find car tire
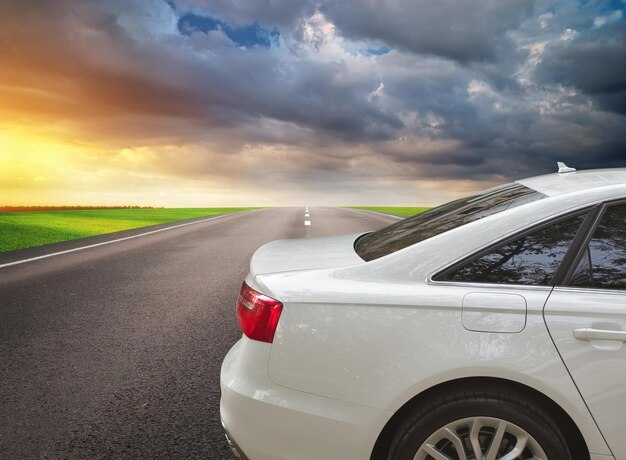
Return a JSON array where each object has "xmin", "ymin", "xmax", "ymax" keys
[{"xmin": 387, "ymin": 384, "xmax": 573, "ymax": 460}]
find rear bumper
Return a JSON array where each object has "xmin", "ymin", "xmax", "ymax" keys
[
  {"xmin": 221, "ymin": 418, "xmax": 249, "ymax": 460},
  {"xmin": 220, "ymin": 337, "xmax": 391, "ymax": 460}
]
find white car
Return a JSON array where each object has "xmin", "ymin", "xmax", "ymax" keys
[{"xmin": 220, "ymin": 166, "xmax": 626, "ymax": 460}]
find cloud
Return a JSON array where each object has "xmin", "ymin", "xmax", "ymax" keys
[
  {"xmin": 593, "ymin": 10, "xmax": 623, "ymax": 28},
  {"xmin": 0, "ymin": 0, "xmax": 625, "ymax": 206},
  {"xmin": 536, "ymin": 21, "xmax": 626, "ymax": 114},
  {"xmin": 319, "ymin": 0, "xmax": 536, "ymax": 63},
  {"xmin": 107, "ymin": 0, "xmax": 180, "ymax": 41}
]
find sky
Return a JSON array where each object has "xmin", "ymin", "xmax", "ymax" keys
[{"xmin": 0, "ymin": 0, "xmax": 625, "ymax": 207}]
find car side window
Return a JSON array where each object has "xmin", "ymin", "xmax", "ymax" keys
[
  {"xmin": 569, "ymin": 204, "xmax": 626, "ymax": 290},
  {"xmin": 440, "ymin": 213, "xmax": 586, "ymax": 286}
]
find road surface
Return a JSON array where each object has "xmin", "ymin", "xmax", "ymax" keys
[{"xmin": 0, "ymin": 207, "xmax": 399, "ymax": 459}]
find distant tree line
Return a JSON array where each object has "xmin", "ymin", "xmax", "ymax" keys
[{"xmin": 0, "ymin": 206, "xmax": 162, "ymax": 212}]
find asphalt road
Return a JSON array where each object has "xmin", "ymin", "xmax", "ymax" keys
[{"xmin": 0, "ymin": 207, "xmax": 399, "ymax": 459}]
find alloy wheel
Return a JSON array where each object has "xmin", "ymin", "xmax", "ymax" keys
[{"xmin": 414, "ymin": 416, "xmax": 548, "ymax": 460}]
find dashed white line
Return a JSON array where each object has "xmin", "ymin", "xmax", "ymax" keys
[
  {"xmin": 304, "ymin": 220, "xmax": 311, "ymax": 226},
  {"xmin": 0, "ymin": 212, "xmax": 242, "ymax": 270}
]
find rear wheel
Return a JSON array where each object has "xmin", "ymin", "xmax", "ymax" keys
[
  {"xmin": 413, "ymin": 416, "xmax": 546, "ymax": 459},
  {"xmin": 387, "ymin": 386, "xmax": 573, "ymax": 460}
]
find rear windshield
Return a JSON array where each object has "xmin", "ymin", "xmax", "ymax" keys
[{"xmin": 354, "ymin": 183, "xmax": 545, "ymax": 261}]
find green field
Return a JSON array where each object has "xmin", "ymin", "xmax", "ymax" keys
[
  {"xmin": 0, "ymin": 208, "xmax": 258, "ymax": 253},
  {"xmin": 349, "ymin": 206, "xmax": 431, "ymax": 217}
]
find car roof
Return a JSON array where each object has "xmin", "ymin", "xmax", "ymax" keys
[{"xmin": 516, "ymin": 167, "xmax": 626, "ymax": 197}]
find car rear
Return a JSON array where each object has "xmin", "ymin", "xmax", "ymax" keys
[
  {"xmin": 220, "ymin": 341, "xmax": 390, "ymax": 460},
  {"xmin": 220, "ymin": 234, "xmax": 390, "ymax": 460}
]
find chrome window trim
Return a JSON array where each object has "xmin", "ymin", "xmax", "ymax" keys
[
  {"xmin": 426, "ymin": 277, "xmax": 553, "ymax": 292},
  {"xmin": 552, "ymin": 286, "xmax": 626, "ymax": 295}
]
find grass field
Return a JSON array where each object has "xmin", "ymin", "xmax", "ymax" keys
[
  {"xmin": 0, "ymin": 208, "xmax": 258, "ymax": 253},
  {"xmin": 349, "ymin": 207, "xmax": 431, "ymax": 217}
]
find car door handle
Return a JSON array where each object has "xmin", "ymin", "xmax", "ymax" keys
[{"xmin": 573, "ymin": 328, "xmax": 626, "ymax": 342}]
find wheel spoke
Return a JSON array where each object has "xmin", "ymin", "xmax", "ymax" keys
[
  {"xmin": 443, "ymin": 427, "xmax": 468, "ymax": 460},
  {"xmin": 469, "ymin": 418, "xmax": 483, "ymax": 460},
  {"xmin": 499, "ymin": 433, "xmax": 528, "ymax": 460},
  {"xmin": 421, "ymin": 443, "xmax": 453, "ymax": 460},
  {"xmin": 485, "ymin": 420, "xmax": 507, "ymax": 460}
]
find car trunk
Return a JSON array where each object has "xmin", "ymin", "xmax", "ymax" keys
[{"xmin": 249, "ymin": 233, "xmax": 366, "ymax": 276}]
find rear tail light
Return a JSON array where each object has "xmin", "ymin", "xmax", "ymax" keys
[{"xmin": 236, "ymin": 282, "xmax": 283, "ymax": 343}]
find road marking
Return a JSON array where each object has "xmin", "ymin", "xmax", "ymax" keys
[
  {"xmin": 304, "ymin": 220, "xmax": 311, "ymax": 226},
  {"xmin": 305, "ymin": 213, "xmax": 309, "ymax": 217},
  {"xmin": 0, "ymin": 212, "xmax": 240, "ymax": 270},
  {"xmin": 351, "ymin": 208, "xmax": 403, "ymax": 220}
]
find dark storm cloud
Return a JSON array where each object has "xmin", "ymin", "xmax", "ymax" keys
[
  {"xmin": 536, "ymin": 22, "xmax": 626, "ymax": 114},
  {"xmin": 319, "ymin": 0, "xmax": 536, "ymax": 63}
]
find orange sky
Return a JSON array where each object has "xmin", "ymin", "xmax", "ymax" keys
[{"xmin": 0, "ymin": 125, "xmax": 482, "ymax": 206}]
